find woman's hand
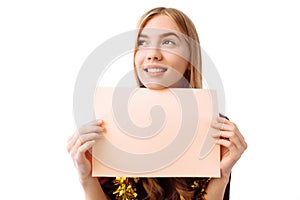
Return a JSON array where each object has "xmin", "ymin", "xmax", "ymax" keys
[
  {"xmin": 67, "ymin": 120, "xmax": 105, "ymax": 182},
  {"xmin": 211, "ymin": 117, "xmax": 247, "ymax": 179}
]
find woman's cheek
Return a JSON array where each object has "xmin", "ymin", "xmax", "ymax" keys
[{"xmin": 134, "ymin": 51, "xmax": 144, "ymax": 66}]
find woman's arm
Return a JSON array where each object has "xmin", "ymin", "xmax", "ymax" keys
[
  {"xmin": 81, "ymin": 177, "xmax": 109, "ymax": 200},
  {"xmin": 67, "ymin": 120, "xmax": 108, "ymax": 200},
  {"xmin": 205, "ymin": 175, "xmax": 230, "ymax": 200},
  {"xmin": 205, "ymin": 117, "xmax": 247, "ymax": 200}
]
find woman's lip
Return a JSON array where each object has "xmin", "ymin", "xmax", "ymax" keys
[
  {"xmin": 140, "ymin": 64, "xmax": 168, "ymax": 76},
  {"xmin": 143, "ymin": 64, "xmax": 168, "ymax": 73},
  {"xmin": 144, "ymin": 70, "xmax": 166, "ymax": 77}
]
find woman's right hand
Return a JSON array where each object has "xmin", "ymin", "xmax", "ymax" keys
[{"xmin": 67, "ymin": 119, "xmax": 105, "ymax": 182}]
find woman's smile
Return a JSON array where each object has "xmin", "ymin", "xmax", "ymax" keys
[{"xmin": 143, "ymin": 64, "xmax": 168, "ymax": 76}]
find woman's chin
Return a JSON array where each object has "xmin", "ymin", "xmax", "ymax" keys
[{"xmin": 143, "ymin": 83, "xmax": 167, "ymax": 90}]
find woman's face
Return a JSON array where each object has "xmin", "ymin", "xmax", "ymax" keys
[{"xmin": 134, "ymin": 15, "xmax": 190, "ymax": 89}]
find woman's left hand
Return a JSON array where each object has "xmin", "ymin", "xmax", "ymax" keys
[{"xmin": 211, "ymin": 117, "xmax": 247, "ymax": 179}]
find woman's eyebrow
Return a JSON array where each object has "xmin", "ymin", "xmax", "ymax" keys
[
  {"xmin": 160, "ymin": 32, "xmax": 181, "ymax": 40},
  {"xmin": 138, "ymin": 34, "xmax": 148, "ymax": 38},
  {"xmin": 138, "ymin": 32, "xmax": 182, "ymax": 40}
]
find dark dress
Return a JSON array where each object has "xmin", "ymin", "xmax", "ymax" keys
[{"xmin": 99, "ymin": 176, "xmax": 230, "ymax": 199}]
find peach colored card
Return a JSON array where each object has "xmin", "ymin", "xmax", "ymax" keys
[{"xmin": 92, "ymin": 87, "xmax": 220, "ymax": 177}]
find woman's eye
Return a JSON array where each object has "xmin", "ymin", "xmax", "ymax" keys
[
  {"xmin": 138, "ymin": 40, "xmax": 147, "ymax": 46},
  {"xmin": 162, "ymin": 40, "xmax": 175, "ymax": 45}
]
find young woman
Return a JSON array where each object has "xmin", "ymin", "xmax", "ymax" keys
[{"xmin": 67, "ymin": 7, "xmax": 247, "ymax": 200}]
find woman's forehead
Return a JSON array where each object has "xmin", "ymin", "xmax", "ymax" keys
[{"xmin": 143, "ymin": 15, "xmax": 180, "ymax": 31}]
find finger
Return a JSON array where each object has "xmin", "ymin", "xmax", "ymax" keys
[
  {"xmin": 216, "ymin": 117, "xmax": 246, "ymax": 143},
  {"xmin": 74, "ymin": 141, "xmax": 95, "ymax": 168},
  {"xmin": 77, "ymin": 140, "xmax": 95, "ymax": 165},
  {"xmin": 70, "ymin": 132, "xmax": 103, "ymax": 156},
  {"xmin": 216, "ymin": 138, "xmax": 232, "ymax": 149},
  {"xmin": 78, "ymin": 125, "xmax": 105, "ymax": 135},
  {"xmin": 215, "ymin": 117, "xmax": 240, "ymax": 132},
  {"xmin": 88, "ymin": 119, "xmax": 104, "ymax": 126},
  {"xmin": 211, "ymin": 128, "xmax": 247, "ymax": 154},
  {"xmin": 79, "ymin": 132, "xmax": 104, "ymax": 144},
  {"xmin": 67, "ymin": 133, "xmax": 79, "ymax": 153},
  {"xmin": 234, "ymin": 130, "xmax": 247, "ymax": 150},
  {"xmin": 216, "ymin": 131, "xmax": 245, "ymax": 152},
  {"xmin": 212, "ymin": 120, "xmax": 246, "ymax": 145},
  {"xmin": 67, "ymin": 134, "xmax": 73, "ymax": 142},
  {"xmin": 69, "ymin": 137, "xmax": 82, "ymax": 157},
  {"xmin": 223, "ymin": 123, "xmax": 247, "ymax": 150},
  {"xmin": 211, "ymin": 122, "xmax": 233, "ymax": 132},
  {"xmin": 217, "ymin": 138, "xmax": 246, "ymax": 162},
  {"xmin": 214, "ymin": 117, "xmax": 248, "ymax": 151},
  {"xmin": 235, "ymin": 129, "xmax": 247, "ymax": 149},
  {"xmin": 217, "ymin": 139, "xmax": 240, "ymax": 169},
  {"xmin": 78, "ymin": 140, "xmax": 95, "ymax": 153},
  {"xmin": 216, "ymin": 117, "xmax": 231, "ymax": 125},
  {"xmin": 216, "ymin": 138, "xmax": 243, "ymax": 157}
]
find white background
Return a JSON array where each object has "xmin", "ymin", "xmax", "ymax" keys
[{"xmin": 1, "ymin": 0, "xmax": 299, "ymax": 199}]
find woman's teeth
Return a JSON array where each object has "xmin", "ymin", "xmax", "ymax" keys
[{"xmin": 146, "ymin": 68, "xmax": 167, "ymax": 73}]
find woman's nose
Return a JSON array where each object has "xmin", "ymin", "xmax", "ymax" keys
[{"xmin": 146, "ymin": 48, "xmax": 162, "ymax": 61}]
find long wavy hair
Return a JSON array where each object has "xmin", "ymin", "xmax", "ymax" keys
[{"xmin": 133, "ymin": 7, "xmax": 206, "ymax": 200}]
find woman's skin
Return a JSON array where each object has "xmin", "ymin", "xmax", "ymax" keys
[
  {"xmin": 135, "ymin": 15, "xmax": 190, "ymax": 89},
  {"xmin": 67, "ymin": 120, "xmax": 107, "ymax": 200},
  {"xmin": 67, "ymin": 14, "xmax": 247, "ymax": 200}
]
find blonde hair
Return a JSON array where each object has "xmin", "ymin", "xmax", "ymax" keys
[
  {"xmin": 133, "ymin": 7, "xmax": 205, "ymax": 199},
  {"xmin": 133, "ymin": 7, "xmax": 202, "ymax": 89}
]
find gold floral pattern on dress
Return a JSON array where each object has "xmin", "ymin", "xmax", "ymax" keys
[
  {"xmin": 113, "ymin": 177, "xmax": 139, "ymax": 200},
  {"xmin": 190, "ymin": 178, "xmax": 211, "ymax": 200},
  {"xmin": 112, "ymin": 177, "xmax": 210, "ymax": 200}
]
